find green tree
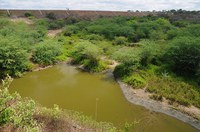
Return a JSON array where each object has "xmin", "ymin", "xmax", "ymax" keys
[{"xmin": 166, "ymin": 37, "xmax": 200, "ymax": 76}]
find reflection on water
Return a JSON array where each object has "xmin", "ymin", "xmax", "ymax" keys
[{"xmin": 10, "ymin": 64, "xmax": 198, "ymax": 132}]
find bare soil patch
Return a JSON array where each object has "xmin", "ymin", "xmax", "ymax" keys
[
  {"xmin": 118, "ymin": 80, "xmax": 200, "ymax": 130},
  {"xmin": 47, "ymin": 29, "xmax": 63, "ymax": 38},
  {"xmin": 10, "ymin": 18, "xmax": 33, "ymax": 25}
]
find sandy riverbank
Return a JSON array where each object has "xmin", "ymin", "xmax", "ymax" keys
[{"xmin": 117, "ymin": 80, "xmax": 200, "ymax": 130}]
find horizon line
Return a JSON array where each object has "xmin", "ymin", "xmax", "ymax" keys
[{"xmin": 0, "ymin": 8, "xmax": 200, "ymax": 12}]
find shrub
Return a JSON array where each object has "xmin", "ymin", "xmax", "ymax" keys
[
  {"xmin": 0, "ymin": 41, "xmax": 30, "ymax": 78},
  {"xmin": 24, "ymin": 12, "xmax": 33, "ymax": 17},
  {"xmin": 32, "ymin": 41, "xmax": 62, "ymax": 65},
  {"xmin": 139, "ymin": 41, "xmax": 163, "ymax": 67},
  {"xmin": 113, "ymin": 62, "xmax": 138, "ymax": 79},
  {"xmin": 48, "ymin": 19, "xmax": 65, "ymax": 30},
  {"xmin": 173, "ymin": 20, "xmax": 189, "ymax": 27},
  {"xmin": 70, "ymin": 42, "xmax": 107, "ymax": 72},
  {"xmin": 111, "ymin": 47, "xmax": 141, "ymax": 63},
  {"xmin": 63, "ymin": 25, "xmax": 80, "ymax": 36},
  {"xmin": 149, "ymin": 30, "xmax": 166, "ymax": 40},
  {"xmin": 113, "ymin": 36, "xmax": 128, "ymax": 45},
  {"xmin": 167, "ymin": 29, "xmax": 180, "ymax": 40},
  {"xmin": 83, "ymin": 58, "xmax": 107, "ymax": 72},
  {"xmin": 123, "ymin": 74, "xmax": 146, "ymax": 88},
  {"xmin": 0, "ymin": 75, "xmax": 40, "ymax": 131},
  {"xmin": 165, "ymin": 37, "xmax": 200, "ymax": 76},
  {"xmin": 86, "ymin": 34, "xmax": 104, "ymax": 41},
  {"xmin": 46, "ymin": 12, "xmax": 56, "ymax": 20}
]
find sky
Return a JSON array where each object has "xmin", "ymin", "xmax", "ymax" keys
[{"xmin": 0, "ymin": 0, "xmax": 200, "ymax": 11}]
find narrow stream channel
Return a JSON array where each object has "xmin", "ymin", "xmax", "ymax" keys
[{"xmin": 10, "ymin": 64, "xmax": 198, "ymax": 132}]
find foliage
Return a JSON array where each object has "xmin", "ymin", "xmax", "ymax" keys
[
  {"xmin": 0, "ymin": 18, "xmax": 10, "ymax": 28},
  {"xmin": 146, "ymin": 75, "xmax": 200, "ymax": 107},
  {"xmin": 123, "ymin": 74, "xmax": 146, "ymax": 88},
  {"xmin": 38, "ymin": 105, "xmax": 117, "ymax": 131},
  {"xmin": 85, "ymin": 34, "xmax": 104, "ymax": 41},
  {"xmin": 0, "ymin": 75, "xmax": 40, "ymax": 131},
  {"xmin": 48, "ymin": 19, "xmax": 65, "ymax": 30},
  {"xmin": 0, "ymin": 39, "xmax": 30, "ymax": 78},
  {"xmin": 32, "ymin": 40, "xmax": 62, "ymax": 65},
  {"xmin": 165, "ymin": 37, "xmax": 200, "ymax": 76},
  {"xmin": 139, "ymin": 40, "xmax": 164, "ymax": 67},
  {"xmin": 113, "ymin": 62, "xmax": 138, "ymax": 79},
  {"xmin": 111, "ymin": 47, "xmax": 140, "ymax": 63},
  {"xmin": 113, "ymin": 36, "xmax": 128, "ymax": 45},
  {"xmin": 0, "ymin": 18, "xmax": 50, "ymax": 78},
  {"xmin": 46, "ymin": 12, "xmax": 56, "ymax": 20},
  {"xmin": 172, "ymin": 20, "xmax": 189, "ymax": 27},
  {"xmin": 24, "ymin": 12, "xmax": 33, "ymax": 17},
  {"xmin": 70, "ymin": 42, "xmax": 107, "ymax": 72},
  {"xmin": 63, "ymin": 25, "xmax": 80, "ymax": 36}
]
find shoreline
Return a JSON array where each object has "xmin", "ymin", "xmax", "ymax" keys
[
  {"xmin": 117, "ymin": 80, "xmax": 200, "ymax": 130},
  {"xmin": 27, "ymin": 62, "xmax": 200, "ymax": 130}
]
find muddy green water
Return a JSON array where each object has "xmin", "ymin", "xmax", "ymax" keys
[{"xmin": 10, "ymin": 64, "xmax": 197, "ymax": 132}]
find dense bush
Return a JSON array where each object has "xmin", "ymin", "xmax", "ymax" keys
[
  {"xmin": 165, "ymin": 37, "xmax": 200, "ymax": 76},
  {"xmin": 172, "ymin": 20, "xmax": 189, "ymax": 27},
  {"xmin": 168, "ymin": 24, "xmax": 200, "ymax": 39},
  {"xmin": 63, "ymin": 25, "xmax": 80, "ymax": 36},
  {"xmin": 113, "ymin": 62, "xmax": 138, "ymax": 79},
  {"xmin": 48, "ymin": 19, "xmax": 65, "ymax": 30},
  {"xmin": 0, "ymin": 40, "xmax": 30, "ymax": 77},
  {"xmin": 32, "ymin": 41, "xmax": 62, "ymax": 65},
  {"xmin": 24, "ymin": 12, "xmax": 33, "ymax": 17},
  {"xmin": 0, "ymin": 18, "xmax": 51, "ymax": 78},
  {"xmin": 113, "ymin": 36, "xmax": 128, "ymax": 45},
  {"xmin": 46, "ymin": 12, "xmax": 56, "ymax": 20},
  {"xmin": 35, "ymin": 18, "xmax": 65, "ymax": 30},
  {"xmin": 70, "ymin": 42, "xmax": 107, "ymax": 72},
  {"xmin": 111, "ymin": 47, "xmax": 140, "ymax": 63},
  {"xmin": 58, "ymin": 16, "xmax": 174, "ymax": 42},
  {"xmin": 0, "ymin": 20, "xmax": 46, "ymax": 49},
  {"xmin": 85, "ymin": 34, "xmax": 104, "ymax": 41},
  {"xmin": 139, "ymin": 40, "xmax": 163, "ymax": 67}
]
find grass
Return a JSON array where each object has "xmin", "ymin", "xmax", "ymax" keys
[
  {"xmin": 35, "ymin": 104, "xmax": 117, "ymax": 132},
  {"xmin": 117, "ymin": 64, "xmax": 200, "ymax": 108},
  {"xmin": 146, "ymin": 75, "xmax": 200, "ymax": 107}
]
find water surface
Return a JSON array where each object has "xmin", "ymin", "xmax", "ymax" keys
[{"xmin": 10, "ymin": 64, "xmax": 198, "ymax": 131}]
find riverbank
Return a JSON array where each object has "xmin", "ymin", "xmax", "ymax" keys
[
  {"xmin": 117, "ymin": 80, "xmax": 200, "ymax": 130},
  {"xmin": 32, "ymin": 62, "xmax": 200, "ymax": 130}
]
